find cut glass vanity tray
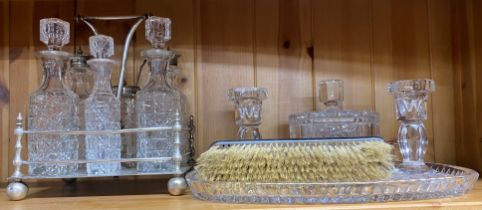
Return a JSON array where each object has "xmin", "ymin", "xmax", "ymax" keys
[{"xmin": 186, "ymin": 163, "xmax": 479, "ymax": 204}]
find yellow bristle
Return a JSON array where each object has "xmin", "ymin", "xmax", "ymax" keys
[{"xmin": 195, "ymin": 140, "xmax": 393, "ymax": 182}]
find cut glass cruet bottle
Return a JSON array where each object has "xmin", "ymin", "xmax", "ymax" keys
[
  {"xmin": 227, "ymin": 87, "xmax": 268, "ymax": 140},
  {"xmin": 289, "ymin": 80, "xmax": 379, "ymax": 138},
  {"xmin": 388, "ymin": 79, "xmax": 435, "ymax": 172},
  {"xmin": 27, "ymin": 18, "xmax": 79, "ymax": 176},
  {"xmin": 66, "ymin": 49, "xmax": 94, "ymax": 99},
  {"xmin": 136, "ymin": 16, "xmax": 190, "ymax": 172},
  {"xmin": 113, "ymin": 84, "xmax": 139, "ymax": 169},
  {"xmin": 66, "ymin": 49, "xmax": 93, "ymax": 164},
  {"xmin": 84, "ymin": 34, "xmax": 122, "ymax": 175}
]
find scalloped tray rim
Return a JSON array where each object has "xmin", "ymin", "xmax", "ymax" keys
[{"xmin": 186, "ymin": 163, "xmax": 479, "ymax": 204}]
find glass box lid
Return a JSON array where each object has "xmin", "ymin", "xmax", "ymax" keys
[{"xmin": 289, "ymin": 80, "xmax": 379, "ymax": 138}]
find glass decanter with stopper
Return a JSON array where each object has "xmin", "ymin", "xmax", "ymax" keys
[
  {"xmin": 113, "ymin": 84, "xmax": 139, "ymax": 169},
  {"xmin": 388, "ymin": 79, "xmax": 435, "ymax": 172},
  {"xmin": 289, "ymin": 80, "xmax": 379, "ymax": 138},
  {"xmin": 227, "ymin": 87, "xmax": 268, "ymax": 139},
  {"xmin": 84, "ymin": 35, "xmax": 121, "ymax": 175},
  {"xmin": 167, "ymin": 54, "xmax": 190, "ymax": 115},
  {"xmin": 27, "ymin": 18, "xmax": 79, "ymax": 176},
  {"xmin": 66, "ymin": 49, "xmax": 93, "ymax": 164},
  {"xmin": 136, "ymin": 16, "xmax": 190, "ymax": 172}
]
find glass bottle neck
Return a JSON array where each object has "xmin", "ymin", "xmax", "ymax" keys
[
  {"xmin": 38, "ymin": 50, "xmax": 70, "ymax": 91},
  {"xmin": 323, "ymin": 100, "xmax": 343, "ymax": 111},
  {"xmin": 142, "ymin": 49, "xmax": 173, "ymax": 88},
  {"xmin": 147, "ymin": 58, "xmax": 170, "ymax": 87},
  {"xmin": 88, "ymin": 59, "xmax": 116, "ymax": 93}
]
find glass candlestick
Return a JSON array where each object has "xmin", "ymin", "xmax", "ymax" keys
[
  {"xmin": 388, "ymin": 79, "xmax": 435, "ymax": 172},
  {"xmin": 227, "ymin": 87, "xmax": 268, "ymax": 139}
]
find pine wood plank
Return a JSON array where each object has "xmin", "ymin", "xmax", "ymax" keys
[
  {"xmin": 472, "ymin": 0, "xmax": 482, "ymax": 171},
  {"xmin": 427, "ymin": 0, "xmax": 456, "ymax": 164},
  {"xmin": 254, "ymin": 0, "xmax": 280, "ymax": 139},
  {"xmin": 371, "ymin": 0, "xmax": 398, "ymax": 155},
  {"xmin": 7, "ymin": 0, "xmax": 76, "ymax": 181},
  {"xmin": 0, "ymin": 179, "xmax": 481, "ymax": 210},
  {"xmin": 313, "ymin": 0, "xmax": 374, "ymax": 112},
  {"xmin": 255, "ymin": 0, "xmax": 314, "ymax": 139},
  {"xmin": 8, "ymin": 0, "xmax": 35, "ymax": 179},
  {"xmin": 195, "ymin": 0, "xmax": 255, "ymax": 153},
  {"xmin": 452, "ymin": 0, "xmax": 481, "ymax": 171},
  {"xmin": 0, "ymin": 0, "xmax": 10, "ymax": 181}
]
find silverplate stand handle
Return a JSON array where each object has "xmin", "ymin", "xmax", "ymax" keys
[{"xmin": 77, "ymin": 14, "xmax": 148, "ymax": 99}]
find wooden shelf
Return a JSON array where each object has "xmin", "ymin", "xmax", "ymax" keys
[{"xmin": 2, "ymin": 179, "xmax": 482, "ymax": 210}]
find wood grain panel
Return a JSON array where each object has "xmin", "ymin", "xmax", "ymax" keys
[
  {"xmin": 452, "ymin": 0, "xmax": 481, "ymax": 171},
  {"xmin": 133, "ymin": 0, "xmax": 196, "ymax": 117},
  {"xmin": 371, "ymin": 0, "xmax": 397, "ymax": 148},
  {"xmin": 255, "ymin": 0, "xmax": 314, "ymax": 139},
  {"xmin": 313, "ymin": 0, "xmax": 374, "ymax": 112},
  {"xmin": 372, "ymin": 0, "xmax": 435, "ymax": 162},
  {"xmin": 8, "ymin": 0, "xmax": 34, "ymax": 181},
  {"xmin": 472, "ymin": 0, "xmax": 482, "ymax": 171},
  {"xmin": 1, "ymin": 0, "xmax": 480, "ymax": 182},
  {"xmin": 0, "ymin": 0, "xmax": 9, "ymax": 181},
  {"xmin": 253, "ymin": 0, "xmax": 280, "ymax": 139},
  {"xmin": 428, "ymin": 0, "xmax": 456, "ymax": 164},
  {"xmin": 195, "ymin": 0, "xmax": 255, "ymax": 153}
]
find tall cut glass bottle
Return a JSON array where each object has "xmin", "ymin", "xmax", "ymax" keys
[
  {"xmin": 28, "ymin": 18, "xmax": 79, "ymax": 176},
  {"xmin": 136, "ymin": 17, "xmax": 190, "ymax": 172},
  {"xmin": 84, "ymin": 35, "xmax": 121, "ymax": 174}
]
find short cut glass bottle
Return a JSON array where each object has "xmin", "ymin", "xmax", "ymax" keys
[{"xmin": 84, "ymin": 35, "xmax": 122, "ymax": 175}]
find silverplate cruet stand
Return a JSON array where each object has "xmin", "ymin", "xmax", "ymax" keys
[
  {"xmin": 6, "ymin": 15, "xmax": 196, "ymax": 201},
  {"xmin": 388, "ymin": 79, "xmax": 435, "ymax": 172}
]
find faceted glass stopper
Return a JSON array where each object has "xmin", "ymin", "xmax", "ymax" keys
[
  {"xmin": 319, "ymin": 79, "xmax": 343, "ymax": 110},
  {"xmin": 40, "ymin": 18, "xmax": 70, "ymax": 50},
  {"xmin": 89, "ymin": 35, "xmax": 114, "ymax": 59},
  {"xmin": 145, "ymin": 16, "xmax": 172, "ymax": 49}
]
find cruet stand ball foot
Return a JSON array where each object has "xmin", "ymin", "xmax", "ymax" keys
[
  {"xmin": 6, "ymin": 181, "xmax": 28, "ymax": 201},
  {"xmin": 168, "ymin": 176, "xmax": 188, "ymax": 196}
]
